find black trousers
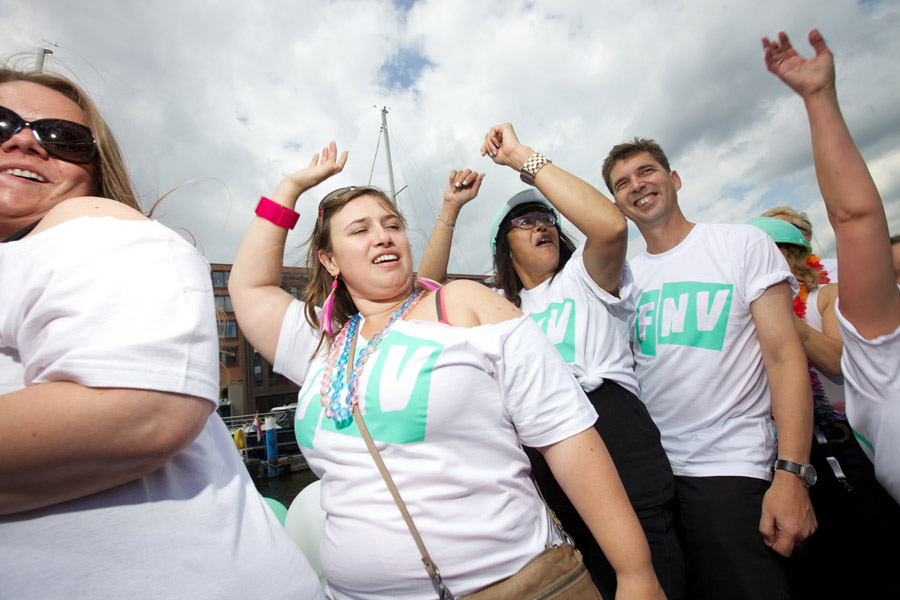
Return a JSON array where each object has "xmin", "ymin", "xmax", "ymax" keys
[
  {"xmin": 526, "ymin": 380, "xmax": 685, "ymax": 599},
  {"xmin": 673, "ymin": 476, "xmax": 792, "ymax": 600},
  {"xmin": 785, "ymin": 433, "xmax": 900, "ymax": 599}
]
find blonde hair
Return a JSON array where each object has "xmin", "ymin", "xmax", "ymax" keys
[
  {"xmin": 761, "ymin": 206, "xmax": 812, "ymax": 241},
  {"xmin": 0, "ymin": 65, "xmax": 139, "ymax": 211},
  {"xmin": 780, "ymin": 243, "xmax": 820, "ymax": 291}
]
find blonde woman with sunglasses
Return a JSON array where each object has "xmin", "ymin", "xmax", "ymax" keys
[{"xmin": 0, "ymin": 66, "xmax": 323, "ymax": 599}]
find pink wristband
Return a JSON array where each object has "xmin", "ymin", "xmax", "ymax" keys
[{"xmin": 255, "ymin": 196, "xmax": 300, "ymax": 229}]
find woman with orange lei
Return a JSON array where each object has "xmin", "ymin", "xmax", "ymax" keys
[{"xmin": 748, "ymin": 216, "xmax": 900, "ymax": 599}]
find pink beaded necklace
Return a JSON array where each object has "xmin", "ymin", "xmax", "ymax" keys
[{"xmin": 319, "ymin": 289, "xmax": 424, "ymax": 429}]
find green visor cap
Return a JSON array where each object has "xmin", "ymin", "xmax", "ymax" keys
[
  {"xmin": 489, "ymin": 188, "xmax": 558, "ymax": 256},
  {"xmin": 746, "ymin": 216, "xmax": 812, "ymax": 257}
]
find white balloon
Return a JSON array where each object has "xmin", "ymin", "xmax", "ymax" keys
[{"xmin": 284, "ymin": 480, "xmax": 327, "ymax": 589}]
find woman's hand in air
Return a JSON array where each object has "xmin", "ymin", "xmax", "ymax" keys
[
  {"xmin": 481, "ymin": 122, "xmax": 534, "ymax": 171},
  {"xmin": 443, "ymin": 168, "xmax": 485, "ymax": 210},
  {"xmin": 281, "ymin": 141, "xmax": 349, "ymax": 198}
]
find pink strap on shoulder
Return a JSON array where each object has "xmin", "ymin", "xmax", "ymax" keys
[{"xmin": 435, "ymin": 286, "xmax": 451, "ymax": 326}]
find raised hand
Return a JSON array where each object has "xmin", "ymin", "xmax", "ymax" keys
[
  {"xmin": 762, "ymin": 29, "xmax": 836, "ymax": 100},
  {"xmin": 443, "ymin": 168, "xmax": 485, "ymax": 210},
  {"xmin": 283, "ymin": 141, "xmax": 349, "ymax": 193},
  {"xmin": 481, "ymin": 122, "xmax": 530, "ymax": 171}
]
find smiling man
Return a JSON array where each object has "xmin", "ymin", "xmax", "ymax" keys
[{"xmin": 601, "ymin": 140, "xmax": 817, "ymax": 600}]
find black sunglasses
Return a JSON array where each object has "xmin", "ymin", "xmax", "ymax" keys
[
  {"xmin": 509, "ymin": 212, "xmax": 557, "ymax": 230},
  {"xmin": 0, "ymin": 105, "xmax": 97, "ymax": 164}
]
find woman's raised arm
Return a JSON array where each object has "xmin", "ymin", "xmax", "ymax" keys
[
  {"xmin": 482, "ymin": 122, "xmax": 627, "ymax": 294},
  {"xmin": 230, "ymin": 143, "xmax": 347, "ymax": 363}
]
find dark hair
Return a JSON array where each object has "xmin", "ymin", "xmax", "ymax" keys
[
  {"xmin": 492, "ymin": 203, "xmax": 576, "ymax": 307},
  {"xmin": 891, "ymin": 234, "xmax": 900, "ymax": 246},
  {"xmin": 0, "ymin": 65, "xmax": 139, "ymax": 210},
  {"xmin": 601, "ymin": 137, "xmax": 671, "ymax": 194}
]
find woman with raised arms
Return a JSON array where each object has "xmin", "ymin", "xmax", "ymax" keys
[
  {"xmin": 229, "ymin": 143, "xmax": 665, "ymax": 599},
  {"xmin": 419, "ymin": 123, "xmax": 683, "ymax": 599}
]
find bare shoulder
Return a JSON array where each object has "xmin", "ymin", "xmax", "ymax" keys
[
  {"xmin": 818, "ymin": 283, "xmax": 838, "ymax": 311},
  {"xmin": 34, "ymin": 197, "xmax": 147, "ymax": 234},
  {"xmin": 442, "ymin": 279, "xmax": 522, "ymax": 326}
]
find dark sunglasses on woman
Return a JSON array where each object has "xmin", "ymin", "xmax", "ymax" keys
[
  {"xmin": 510, "ymin": 212, "xmax": 557, "ymax": 230},
  {"xmin": 0, "ymin": 105, "xmax": 97, "ymax": 164}
]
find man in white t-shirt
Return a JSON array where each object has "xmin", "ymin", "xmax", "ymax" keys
[{"xmin": 600, "ymin": 137, "xmax": 817, "ymax": 599}]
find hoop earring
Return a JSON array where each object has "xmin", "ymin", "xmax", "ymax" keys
[{"xmin": 320, "ymin": 277, "xmax": 339, "ymax": 336}]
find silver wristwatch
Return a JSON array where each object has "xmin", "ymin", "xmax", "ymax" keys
[
  {"xmin": 774, "ymin": 459, "xmax": 817, "ymax": 487},
  {"xmin": 519, "ymin": 152, "xmax": 551, "ymax": 185}
]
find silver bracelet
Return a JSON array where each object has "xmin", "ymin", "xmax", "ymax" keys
[
  {"xmin": 437, "ymin": 214, "xmax": 455, "ymax": 231},
  {"xmin": 519, "ymin": 152, "xmax": 551, "ymax": 185}
]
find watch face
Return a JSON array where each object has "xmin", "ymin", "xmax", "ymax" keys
[{"xmin": 803, "ymin": 464, "xmax": 818, "ymax": 487}]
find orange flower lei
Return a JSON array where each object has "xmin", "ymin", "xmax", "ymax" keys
[
  {"xmin": 793, "ymin": 284, "xmax": 808, "ymax": 318},
  {"xmin": 793, "ymin": 254, "xmax": 830, "ymax": 318},
  {"xmin": 807, "ymin": 253, "xmax": 831, "ymax": 284}
]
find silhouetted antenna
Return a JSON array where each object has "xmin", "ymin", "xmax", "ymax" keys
[
  {"xmin": 380, "ymin": 106, "xmax": 397, "ymax": 200},
  {"xmin": 35, "ymin": 42, "xmax": 57, "ymax": 72}
]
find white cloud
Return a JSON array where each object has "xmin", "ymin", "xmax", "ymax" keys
[{"xmin": 2, "ymin": 0, "xmax": 898, "ymax": 275}]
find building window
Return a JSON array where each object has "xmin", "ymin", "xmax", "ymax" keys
[
  {"xmin": 253, "ymin": 350, "xmax": 263, "ymax": 387},
  {"xmin": 220, "ymin": 345, "xmax": 238, "ymax": 365},
  {"xmin": 219, "ymin": 319, "xmax": 237, "ymax": 339},
  {"xmin": 212, "ymin": 271, "xmax": 230, "ymax": 288},
  {"xmin": 215, "ymin": 295, "xmax": 234, "ymax": 312}
]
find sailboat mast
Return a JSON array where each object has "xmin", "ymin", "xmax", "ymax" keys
[
  {"xmin": 380, "ymin": 106, "xmax": 397, "ymax": 200},
  {"xmin": 35, "ymin": 48, "xmax": 53, "ymax": 72}
]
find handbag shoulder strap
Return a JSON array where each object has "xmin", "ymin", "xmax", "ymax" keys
[{"xmin": 347, "ymin": 328, "xmax": 571, "ymax": 599}]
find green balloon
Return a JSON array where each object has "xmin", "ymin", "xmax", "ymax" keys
[{"xmin": 263, "ymin": 496, "xmax": 288, "ymax": 526}]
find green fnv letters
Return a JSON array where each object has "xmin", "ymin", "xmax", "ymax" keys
[{"xmin": 635, "ymin": 282, "xmax": 733, "ymax": 356}]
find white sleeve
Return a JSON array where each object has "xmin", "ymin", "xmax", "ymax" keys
[
  {"xmin": 273, "ymin": 299, "xmax": 323, "ymax": 385},
  {"xmin": 18, "ymin": 218, "xmax": 219, "ymax": 403},
  {"xmin": 739, "ymin": 226, "xmax": 799, "ymax": 303},
  {"xmin": 491, "ymin": 315, "xmax": 597, "ymax": 447},
  {"xmin": 565, "ymin": 246, "xmax": 635, "ymax": 316}
]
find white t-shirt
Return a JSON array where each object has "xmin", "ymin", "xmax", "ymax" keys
[
  {"xmin": 629, "ymin": 223, "xmax": 797, "ymax": 479},
  {"xmin": 517, "ymin": 245, "xmax": 640, "ymax": 396},
  {"xmin": 274, "ymin": 302, "xmax": 597, "ymax": 599},
  {"xmin": 835, "ymin": 301, "xmax": 900, "ymax": 504},
  {"xmin": 0, "ymin": 217, "xmax": 323, "ymax": 600},
  {"xmin": 803, "ymin": 286, "xmax": 844, "ymax": 411},
  {"xmin": 820, "ymin": 257, "xmax": 839, "ymax": 283}
]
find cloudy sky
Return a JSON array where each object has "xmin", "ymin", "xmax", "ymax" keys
[{"xmin": 3, "ymin": 0, "xmax": 898, "ymax": 275}]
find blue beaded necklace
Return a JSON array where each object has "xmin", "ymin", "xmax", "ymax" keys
[{"xmin": 319, "ymin": 290, "xmax": 422, "ymax": 429}]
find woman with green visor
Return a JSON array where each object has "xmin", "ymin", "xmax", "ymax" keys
[
  {"xmin": 748, "ymin": 215, "xmax": 900, "ymax": 598},
  {"xmin": 420, "ymin": 122, "xmax": 684, "ymax": 599}
]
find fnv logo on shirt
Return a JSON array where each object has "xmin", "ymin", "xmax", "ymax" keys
[
  {"xmin": 295, "ymin": 331, "xmax": 443, "ymax": 447},
  {"xmin": 635, "ymin": 282, "xmax": 733, "ymax": 356},
  {"xmin": 530, "ymin": 299, "xmax": 576, "ymax": 363}
]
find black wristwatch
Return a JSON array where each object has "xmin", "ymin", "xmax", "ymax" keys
[{"xmin": 775, "ymin": 459, "xmax": 817, "ymax": 487}]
